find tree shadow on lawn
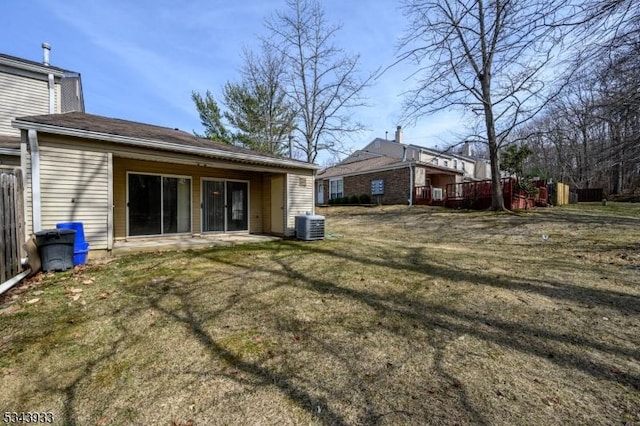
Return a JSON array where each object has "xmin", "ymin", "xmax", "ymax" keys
[
  {"xmin": 303, "ymin": 241, "xmax": 640, "ymax": 315},
  {"xmin": 124, "ymin": 279, "xmax": 352, "ymax": 426},
  {"xmin": 197, "ymin": 242, "xmax": 639, "ymax": 388},
  {"xmin": 168, "ymin": 241, "xmax": 637, "ymax": 423},
  {"xmin": 280, "ymin": 254, "xmax": 640, "ymax": 387},
  {"xmin": 32, "ymin": 306, "xmax": 142, "ymax": 426}
]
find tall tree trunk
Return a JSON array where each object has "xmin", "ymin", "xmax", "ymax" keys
[{"xmin": 481, "ymin": 78, "xmax": 505, "ymax": 210}]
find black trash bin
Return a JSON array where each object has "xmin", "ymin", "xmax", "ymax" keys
[{"xmin": 35, "ymin": 229, "xmax": 76, "ymax": 272}]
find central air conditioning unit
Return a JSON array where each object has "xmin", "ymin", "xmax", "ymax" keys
[
  {"xmin": 432, "ymin": 187, "xmax": 444, "ymax": 201},
  {"xmin": 295, "ymin": 214, "xmax": 325, "ymax": 241}
]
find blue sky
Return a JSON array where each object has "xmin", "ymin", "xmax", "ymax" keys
[{"xmin": 1, "ymin": 0, "xmax": 463, "ymax": 164}]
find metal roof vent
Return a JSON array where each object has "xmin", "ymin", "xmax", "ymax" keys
[
  {"xmin": 42, "ymin": 42, "xmax": 51, "ymax": 66},
  {"xmin": 295, "ymin": 214, "xmax": 325, "ymax": 241}
]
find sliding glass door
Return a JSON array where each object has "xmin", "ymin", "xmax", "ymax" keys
[
  {"xmin": 128, "ymin": 174, "xmax": 161, "ymax": 236},
  {"xmin": 202, "ymin": 180, "xmax": 225, "ymax": 232},
  {"xmin": 202, "ymin": 179, "xmax": 249, "ymax": 233},
  {"xmin": 128, "ymin": 173, "xmax": 191, "ymax": 236}
]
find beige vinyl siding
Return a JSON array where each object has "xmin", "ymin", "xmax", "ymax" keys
[
  {"xmin": 262, "ymin": 176, "xmax": 273, "ymax": 233},
  {"xmin": 39, "ymin": 145, "xmax": 110, "ymax": 249},
  {"xmin": 0, "ymin": 73, "xmax": 54, "ymax": 137},
  {"xmin": 113, "ymin": 157, "xmax": 265, "ymax": 238},
  {"xmin": 24, "ymin": 142, "xmax": 110, "ymax": 249},
  {"xmin": 285, "ymin": 172, "xmax": 315, "ymax": 236},
  {"xmin": 23, "ymin": 133, "xmax": 315, "ymax": 245}
]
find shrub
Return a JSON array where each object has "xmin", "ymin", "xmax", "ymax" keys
[
  {"xmin": 359, "ymin": 194, "xmax": 371, "ymax": 204},
  {"xmin": 350, "ymin": 195, "xmax": 360, "ymax": 204}
]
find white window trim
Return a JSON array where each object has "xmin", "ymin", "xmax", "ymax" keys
[{"xmin": 329, "ymin": 178, "xmax": 344, "ymax": 199}]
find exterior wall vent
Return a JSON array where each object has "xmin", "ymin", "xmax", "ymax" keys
[{"xmin": 295, "ymin": 214, "xmax": 325, "ymax": 240}]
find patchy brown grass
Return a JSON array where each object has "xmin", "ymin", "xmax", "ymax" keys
[{"xmin": 1, "ymin": 202, "xmax": 639, "ymax": 425}]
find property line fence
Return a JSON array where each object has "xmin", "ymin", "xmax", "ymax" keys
[
  {"xmin": 1, "ymin": 167, "xmax": 25, "ymax": 283},
  {"xmin": 576, "ymin": 188, "xmax": 604, "ymax": 202}
]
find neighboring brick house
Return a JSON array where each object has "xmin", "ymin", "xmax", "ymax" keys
[
  {"xmin": 316, "ymin": 127, "xmax": 490, "ymax": 205},
  {"xmin": 316, "ymin": 150, "xmax": 462, "ymax": 205}
]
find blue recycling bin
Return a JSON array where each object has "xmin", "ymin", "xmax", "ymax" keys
[
  {"xmin": 56, "ymin": 222, "xmax": 89, "ymax": 265},
  {"xmin": 73, "ymin": 242, "xmax": 90, "ymax": 266}
]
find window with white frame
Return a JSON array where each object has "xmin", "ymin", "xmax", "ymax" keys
[
  {"xmin": 433, "ymin": 158, "xmax": 439, "ymax": 166},
  {"xmin": 453, "ymin": 159, "xmax": 457, "ymax": 169},
  {"xmin": 444, "ymin": 160, "xmax": 449, "ymax": 167},
  {"xmin": 330, "ymin": 179, "xmax": 343, "ymax": 199},
  {"xmin": 461, "ymin": 161, "xmax": 466, "ymax": 171}
]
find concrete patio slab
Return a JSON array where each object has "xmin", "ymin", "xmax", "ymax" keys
[{"xmin": 109, "ymin": 234, "xmax": 281, "ymax": 257}]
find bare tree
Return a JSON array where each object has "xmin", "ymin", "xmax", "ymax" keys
[
  {"xmin": 266, "ymin": 0, "xmax": 372, "ymax": 163},
  {"xmin": 399, "ymin": 0, "xmax": 571, "ymax": 209}
]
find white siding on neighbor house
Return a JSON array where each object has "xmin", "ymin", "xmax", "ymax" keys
[
  {"xmin": 0, "ymin": 73, "xmax": 54, "ymax": 137},
  {"xmin": 286, "ymin": 172, "xmax": 314, "ymax": 236},
  {"xmin": 25, "ymin": 144, "xmax": 111, "ymax": 250},
  {"xmin": 461, "ymin": 160, "xmax": 476, "ymax": 180},
  {"xmin": 475, "ymin": 161, "xmax": 491, "ymax": 180},
  {"xmin": 415, "ymin": 167, "xmax": 426, "ymax": 186}
]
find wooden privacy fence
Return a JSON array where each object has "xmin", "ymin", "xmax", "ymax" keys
[
  {"xmin": 1, "ymin": 167, "xmax": 25, "ymax": 283},
  {"xmin": 576, "ymin": 188, "xmax": 604, "ymax": 202}
]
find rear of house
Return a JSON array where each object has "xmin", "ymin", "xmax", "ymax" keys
[{"xmin": 14, "ymin": 112, "xmax": 318, "ymax": 255}]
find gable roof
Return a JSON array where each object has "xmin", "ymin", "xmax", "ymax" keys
[
  {"xmin": 361, "ymin": 137, "xmax": 488, "ymax": 163},
  {"xmin": 318, "ymin": 147, "xmax": 464, "ymax": 179},
  {"xmin": 13, "ymin": 112, "xmax": 319, "ymax": 170},
  {"xmin": 0, "ymin": 52, "xmax": 70, "ymax": 77},
  {"xmin": 339, "ymin": 150, "xmax": 385, "ymax": 164},
  {"xmin": 318, "ymin": 154, "xmax": 407, "ymax": 179}
]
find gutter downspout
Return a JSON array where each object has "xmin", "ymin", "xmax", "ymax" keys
[
  {"xmin": 409, "ymin": 163, "xmax": 414, "ymax": 206},
  {"xmin": 312, "ymin": 169, "xmax": 317, "ymax": 215},
  {"xmin": 0, "ymin": 270, "xmax": 32, "ymax": 296},
  {"xmin": 28, "ymin": 129, "xmax": 42, "ymax": 232},
  {"xmin": 48, "ymin": 74, "xmax": 55, "ymax": 113},
  {"xmin": 403, "ymin": 146, "xmax": 413, "ymax": 206}
]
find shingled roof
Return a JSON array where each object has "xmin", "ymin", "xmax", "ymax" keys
[
  {"xmin": 318, "ymin": 154, "xmax": 408, "ymax": 179},
  {"xmin": 318, "ymin": 149, "xmax": 464, "ymax": 179},
  {"xmin": 13, "ymin": 112, "xmax": 318, "ymax": 170}
]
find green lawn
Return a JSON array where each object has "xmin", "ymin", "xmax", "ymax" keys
[{"xmin": 1, "ymin": 203, "xmax": 639, "ymax": 425}]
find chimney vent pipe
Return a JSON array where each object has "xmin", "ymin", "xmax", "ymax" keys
[
  {"xmin": 42, "ymin": 42, "xmax": 51, "ymax": 66},
  {"xmin": 395, "ymin": 126, "xmax": 403, "ymax": 144}
]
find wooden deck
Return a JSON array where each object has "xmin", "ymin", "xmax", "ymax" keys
[{"xmin": 414, "ymin": 178, "xmax": 548, "ymax": 210}]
